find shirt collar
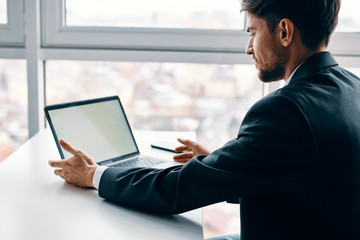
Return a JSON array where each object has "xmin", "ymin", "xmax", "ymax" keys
[{"xmin": 284, "ymin": 62, "xmax": 304, "ymax": 86}]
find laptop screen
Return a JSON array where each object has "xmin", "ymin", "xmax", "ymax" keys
[{"xmin": 45, "ymin": 96, "xmax": 139, "ymax": 164}]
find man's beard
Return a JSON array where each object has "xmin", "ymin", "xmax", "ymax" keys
[{"xmin": 258, "ymin": 62, "xmax": 285, "ymax": 83}]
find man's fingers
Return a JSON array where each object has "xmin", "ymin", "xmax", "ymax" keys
[
  {"xmin": 173, "ymin": 153, "xmax": 194, "ymax": 163},
  {"xmin": 49, "ymin": 160, "xmax": 66, "ymax": 168},
  {"xmin": 173, "ymin": 152, "xmax": 194, "ymax": 161},
  {"xmin": 175, "ymin": 145, "xmax": 192, "ymax": 152},
  {"xmin": 54, "ymin": 169, "xmax": 68, "ymax": 181},
  {"xmin": 177, "ymin": 138, "xmax": 196, "ymax": 147},
  {"xmin": 54, "ymin": 168, "xmax": 63, "ymax": 176},
  {"xmin": 59, "ymin": 139, "xmax": 80, "ymax": 156},
  {"xmin": 177, "ymin": 138, "xmax": 197, "ymax": 152}
]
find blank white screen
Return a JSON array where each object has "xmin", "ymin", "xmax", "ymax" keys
[{"xmin": 48, "ymin": 99, "xmax": 138, "ymax": 162}]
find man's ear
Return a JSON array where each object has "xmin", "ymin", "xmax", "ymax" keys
[{"xmin": 278, "ymin": 18, "xmax": 294, "ymax": 47}]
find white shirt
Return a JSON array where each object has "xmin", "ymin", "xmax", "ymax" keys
[
  {"xmin": 285, "ymin": 62, "xmax": 303, "ymax": 86},
  {"xmin": 92, "ymin": 63, "xmax": 304, "ymax": 189},
  {"xmin": 93, "ymin": 166, "xmax": 108, "ymax": 189}
]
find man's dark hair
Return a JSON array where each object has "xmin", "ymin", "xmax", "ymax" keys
[{"xmin": 240, "ymin": 0, "xmax": 341, "ymax": 50}]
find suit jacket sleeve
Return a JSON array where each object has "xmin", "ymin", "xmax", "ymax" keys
[{"xmin": 98, "ymin": 93, "xmax": 317, "ymax": 215}]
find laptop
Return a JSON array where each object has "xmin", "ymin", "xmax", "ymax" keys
[{"xmin": 44, "ymin": 96, "xmax": 180, "ymax": 168}]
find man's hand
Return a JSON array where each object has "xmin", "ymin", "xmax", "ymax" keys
[
  {"xmin": 173, "ymin": 138, "xmax": 211, "ymax": 163},
  {"xmin": 48, "ymin": 139, "xmax": 99, "ymax": 188}
]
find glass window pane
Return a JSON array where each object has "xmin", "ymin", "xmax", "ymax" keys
[
  {"xmin": 46, "ymin": 61, "xmax": 262, "ymax": 150},
  {"xmin": 336, "ymin": 0, "xmax": 360, "ymax": 32},
  {"xmin": 0, "ymin": 60, "xmax": 28, "ymax": 163},
  {"xmin": 0, "ymin": 0, "xmax": 7, "ymax": 24},
  {"xmin": 65, "ymin": 0, "xmax": 245, "ymax": 30}
]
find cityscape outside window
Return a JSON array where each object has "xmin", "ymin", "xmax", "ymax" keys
[{"xmin": 0, "ymin": 60, "xmax": 27, "ymax": 163}]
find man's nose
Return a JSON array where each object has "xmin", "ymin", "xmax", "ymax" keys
[{"xmin": 246, "ymin": 38, "xmax": 253, "ymax": 55}]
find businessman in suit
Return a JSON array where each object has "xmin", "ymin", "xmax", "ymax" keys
[{"xmin": 49, "ymin": 0, "xmax": 360, "ymax": 239}]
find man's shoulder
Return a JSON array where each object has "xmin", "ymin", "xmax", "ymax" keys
[{"xmin": 242, "ymin": 90, "xmax": 308, "ymax": 126}]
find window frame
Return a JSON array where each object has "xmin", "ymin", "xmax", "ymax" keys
[{"xmin": 0, "ymin": 0, "xmax": 24, "ymax": 47}]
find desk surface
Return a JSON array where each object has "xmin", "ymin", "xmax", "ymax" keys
[{"xmin": 0, "ymin": 129, "xmax": 203, "ymax": 240}]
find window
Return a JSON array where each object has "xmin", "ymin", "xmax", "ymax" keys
[
  {"xmin": 336, "ymin": 0, "xmax": 360, "ymax": 32},
  {"xmin": 0, "ymin": 59, "xmax": 27, "ymax": 162},
  {"xmin": 45, "ymin": 60, "xmax": 262, "ymax": 150},
  {"xmin": 65, "ymin": 0, "xmax": 245, "ymax": 30},
  {"xmin": 0, "ymin": 0, "xmax": 7, "ymax": 24}
]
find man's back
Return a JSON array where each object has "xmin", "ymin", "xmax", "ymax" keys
[{"xmin": 239, "ymin": 52, "xmax": 360, "ymax": 239}]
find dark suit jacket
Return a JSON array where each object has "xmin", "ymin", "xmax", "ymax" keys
[{"xmin": 99, "ymin": 52, "xmax": 360, "ymax": 240}]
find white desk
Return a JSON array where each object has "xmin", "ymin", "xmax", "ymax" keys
[{"xmin": 0, "ymin": 129, "xmax": 203, "ymax": 240}]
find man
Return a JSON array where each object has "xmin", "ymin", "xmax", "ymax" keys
[{"xmin": 49, "ymin": 0, "xmax": 360, "ymax": 239}]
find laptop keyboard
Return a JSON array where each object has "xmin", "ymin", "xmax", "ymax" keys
[{"xmin": 111, "ymin": 155, "xmax": 167, "ymax": 168}]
